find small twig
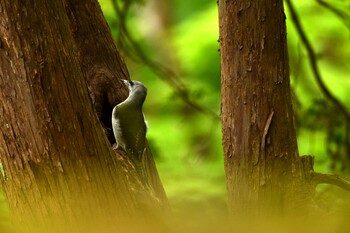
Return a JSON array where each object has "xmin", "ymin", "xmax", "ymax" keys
[
  {"xmin": 285, "ymin": 0, "xmax": 350, "ymax": 123},
  {"xmin": 110, "ymin": 0, "xmax": 220, "ymax": 121},
  {"xmin": 311, "ymin": 171, "xmax": 350, "ymax": 192},
  {"xmin": 315, "ymin": 0, "xmax": 350, "ymax": 30},
  {"xmin": 286, "ymin": 0, "xmax": 350, "ymax": 169}
]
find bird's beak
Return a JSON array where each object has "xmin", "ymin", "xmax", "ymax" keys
[{"xmin": 121, "ymin": 79, "xmax": 129, "ymax": 86}]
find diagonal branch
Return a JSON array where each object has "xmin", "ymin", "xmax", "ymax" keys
[
  {"xmin": 311, "ymin": 171, "xmax": 350, "ymax": 192},
  {"xmin": 286, "ymin": 0, "xmax": 350, "ymax": 164},
  {"xmin": 285, "ymin": 0, "xmax": 350, "ymax": 123},
  {"xmin": 110, "ymin": 0, "xmax": 220, "ymax": 121},
  {"xmin": 315, "ymin": 0, "xmax": 350, "ymax": 30}
]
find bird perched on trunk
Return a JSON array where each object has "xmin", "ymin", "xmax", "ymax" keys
[{"xmin": 112, "ymin": 80, "xmax": 148, "ymax": 182}]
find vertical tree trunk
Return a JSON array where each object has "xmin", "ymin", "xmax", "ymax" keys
[
  {"xmin": 64, "ymin": 0, "xmax": 130, "ymax": 145},
  {"xmin": 0, "ymin": 0, "xmax": 163, "ymax": 229},
  {"xmin": 219, "ymin": 0, "xmax": 314, "ymax": 214},
  {"xmin": 63, "ymin": 0, "xmax": 168, "ymax": 205}
]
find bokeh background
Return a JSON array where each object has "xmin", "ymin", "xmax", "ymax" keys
[
  {"xmin": 0, "ymin": 0, "xmax": 349, "ymax": 223},
  {"xmin": 99, "ymin": 0, "xmax": 350, "ymax": 213}
]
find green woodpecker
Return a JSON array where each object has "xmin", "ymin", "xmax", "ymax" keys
[{"xmin": 112, "ymin": 80, "xmax": 148, "ymax": 181}]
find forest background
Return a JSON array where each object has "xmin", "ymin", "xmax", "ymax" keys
[{"xmin": 0, "ymin": 0, "xmax": 349, "ymax": 223}]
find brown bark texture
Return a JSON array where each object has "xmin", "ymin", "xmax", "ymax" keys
[
  {"xmin": 64, "ymin": 0, "xmax": 129, "ymax": 145},
  {"xmin": 63, "ymin": 0, "xmax": 168, "ymax": 206},
  {"xmin": 0, "ymin": 0, "xmax": 166, "ymax": 229},
  {"xmin": 219, "ymin": 0, "xmax": 314, "ymax": 214}
]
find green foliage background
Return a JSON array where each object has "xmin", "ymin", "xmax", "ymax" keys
[
  {"xmin": 0, "ymin": 0, "xmax": 349, "ymax": 221},
  {"xmin": 98, "ymin": 0, "xmax": 350, "ymax": 212}
]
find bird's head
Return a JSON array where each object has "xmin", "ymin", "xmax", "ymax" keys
[{"xmin": 121, "ymin": 80, "xmax": 147, "ymax": 104}]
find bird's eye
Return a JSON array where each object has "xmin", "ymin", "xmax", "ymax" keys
[{"xmin": 129, "ymin": 81, "xmax": 134, "ymax": 86}]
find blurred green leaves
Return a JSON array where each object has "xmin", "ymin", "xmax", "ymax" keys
[
  {"xmin": 287, "ymin": 0, "xmax": 350, "ymax": 173},
  {"xmin": 98, "ymin": 0, "xmax": 350, "ymax": 209}
]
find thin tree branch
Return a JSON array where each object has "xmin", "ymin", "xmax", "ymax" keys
[
  {"xmin": 315, "ymin": 0, "xmax": 350, "ymax": 30},
  {"xmin": 311, "ymin": 171, "xmax": 350, "ymax": 192},
  {"xmin": 285, "ymin": 0, "xmax": 350, "ymax": 165},
  {"xmin": 285, "ymin": 0, "xmax": 350, "ymax": 123},
  {"xmin": 110, "ymin": 0, "xmax": 220, "ymax": 121}
]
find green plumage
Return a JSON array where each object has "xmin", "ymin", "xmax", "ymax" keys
[{"xmin": 112, "ymin": 80, "xmax": 147, "ymax": 169}]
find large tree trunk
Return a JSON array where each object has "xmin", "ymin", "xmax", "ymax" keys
[
  {"xmin": 0, "ymin": 0, "xmax": 166, "ymax": 230},
  {"xmin": 64, "ymin": 0, "xmax": 130, "ymax": 145},
  {"xmin": 63, "ymin": 0, "xmax": 168, "ymax": 205},
  {"xmin": 219, "ymin": 0, "xmax": 314, "ymax": 214}
]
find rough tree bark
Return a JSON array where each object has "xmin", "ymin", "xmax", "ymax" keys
[
  {"xmin": 219, "ymin": 0, "xmax": 350, "ymax": 215},
  {"xmin": 63, "ymin": 0, "xmax": 168, "ymax": 204},
  {"xmin": 219, "ymin": 0, "xmax": 315, "ymax": 214},
  {"xmin": 0, "ymin": 0, "xmax": 167, "ymax": 230}
]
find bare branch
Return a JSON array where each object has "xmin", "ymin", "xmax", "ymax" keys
[
  {"xmin": 285, "ymin": 0, "xmax": 350, "ymax": 123},
  {"xmin": 311, "ymin": 171, "xmax": 350, "ymax": 192},
  {"xmin": 110, "ymin": 0, "xmax": 220, "ymax": 121},
  {"xmin": 285, "ymin": 0, "xmax": 350, "ymax": 168},
  {"xmin": 315, "ymin": 0, "xmax": 350, "ymax": 29}
]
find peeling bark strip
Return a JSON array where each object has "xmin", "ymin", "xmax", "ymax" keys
[{"xmin": 259, "ymin": 110, "xmax": 274, "ymax": 186}]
